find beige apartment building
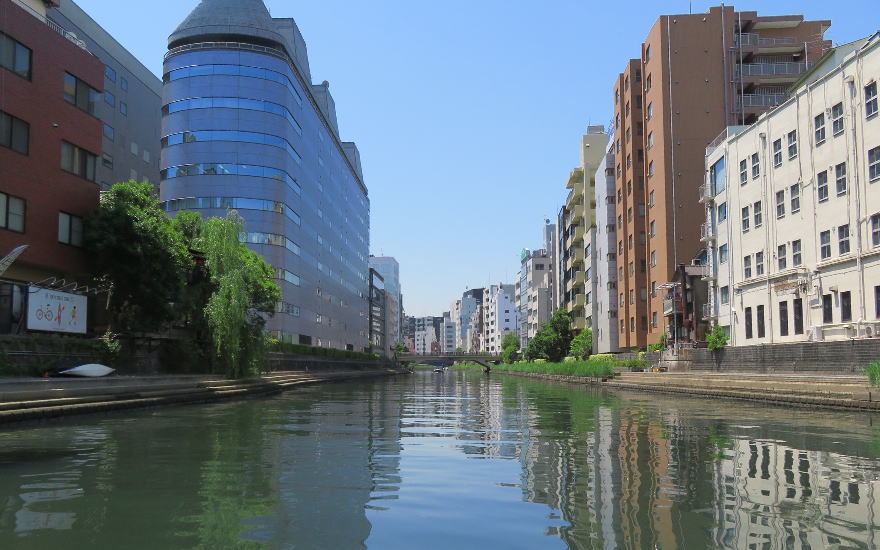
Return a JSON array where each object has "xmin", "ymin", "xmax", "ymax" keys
[
  {"xmin": 612, "ymin": 6, "xmax": 831, "ymax": 349},
  {"xmin": 703, "ymin": 34, "xmax": 880, "ymax": 345},
  {"xmin": 558, "ymin": 127, "xmax": 608, "ymax": 332}
]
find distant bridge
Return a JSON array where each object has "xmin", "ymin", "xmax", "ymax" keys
[{"xmin": 397, "ymin": 352, "xmax": 501, "ymax": 370}]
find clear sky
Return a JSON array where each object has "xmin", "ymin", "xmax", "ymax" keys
[{"xmin": 74, "ymin": 0, "xmax": 876, "ymax": 317}]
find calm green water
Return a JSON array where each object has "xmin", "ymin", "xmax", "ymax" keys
[{"xmin": 2, "ymin": 371, "xmax": 880, "ymax": 549}]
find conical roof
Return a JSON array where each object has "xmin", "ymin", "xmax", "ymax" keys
[{"xmin": 168, "ymin": 0, "xmax": 287, "ymax": 51}]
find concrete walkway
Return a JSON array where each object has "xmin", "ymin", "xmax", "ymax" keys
[
  {"xmin": 0, "ymin": 369, "xmax": 406, "ymax": 425},
  {"xmin": 495, "ymin": 370, "xmax": 880, "ymax": 411}
]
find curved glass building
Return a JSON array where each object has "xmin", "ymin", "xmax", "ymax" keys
[{"xmin": 160, "ymin": 0, "xmax": 370, "ymax": 350}]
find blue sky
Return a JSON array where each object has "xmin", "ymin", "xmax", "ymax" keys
[{"xmin": 76, "ymin": 0, "xmax": 876, "ymax": 316}]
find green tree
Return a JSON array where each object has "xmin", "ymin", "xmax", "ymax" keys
[
  {"xmin": 500, "ymin": 332, "xmax": 520, "ymax": 364},
  {"xmin": 647, "ymin": 332, "xmax": 669, "ymax": 352},
  {"xmin": 392, "ymin": 342, "xmax": 407, "ymax": 354},
  {"xmin": 706, "ymin": 325, "xmax": 729, "ymax": 351},
  {"xmin": 569, "ymin": 328, "xmax": 593, "ymax": 360},
  {"xmin": 198, "ymin": 212, "xmax": 280, "ymax": 378},
  {"xmin": 85, "ymin": 181, "xmax": 189, "ymax": 333},
  {"xmin": 524, "ymin": 309, "xmax": 573, "ymax": 362}
]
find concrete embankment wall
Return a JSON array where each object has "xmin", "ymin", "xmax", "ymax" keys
[{"xmin": 689, "ymin": 339, "xmax": 880, "ymax": 373}]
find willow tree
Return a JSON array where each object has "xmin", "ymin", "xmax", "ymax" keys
[{"xmin": 197, "ymin": 212, "xmax": 280, "ymax": 378}]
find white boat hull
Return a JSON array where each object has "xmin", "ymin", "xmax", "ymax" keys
[{"xmin": 59, "ymin": 364, "xmax": 115, "ymax": 377}]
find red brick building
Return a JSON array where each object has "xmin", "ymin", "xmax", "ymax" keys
[{"xmin": 0, "ymin": 0, "xmax": 102, "ymax": 333}]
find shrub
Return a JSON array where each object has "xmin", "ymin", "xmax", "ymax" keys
[
  {"xmin": 589, "ymin": 353, "xmax": 614, "ymax": 361},
  {"xmin": 569, "ymin": 328, "xmax": 593, "ymax": 360},
  {"xmin": 706, "ymin": 325, "xmax": 729, "ymax": 351},
  {"xmin": 866, "ymin": 360, "xmax": 880, "ymax": 388}
]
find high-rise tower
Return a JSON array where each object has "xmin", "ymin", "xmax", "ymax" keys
[{"xmin": 160, "ymin": 0, "xmax": 370, "ymax": 350}]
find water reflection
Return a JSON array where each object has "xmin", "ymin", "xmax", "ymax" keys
[{"xmin": 0, "ymin": 371, "xmax": 879, "ymax": 549}]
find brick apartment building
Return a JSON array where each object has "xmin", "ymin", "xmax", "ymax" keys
[
  {"xmin": 0, "ymin": 0, "xmax": 103, "ymax": 333},
  {"xmin": 611, "ymin": 5, "xmax": 831, "ymax": 349}
]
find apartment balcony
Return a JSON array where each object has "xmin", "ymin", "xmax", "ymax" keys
[
  {"xmin": 734, "ymin": 33, "xmax": 804, "ymax": 54},
  {"xmin": 567, "ymin": 247, "xmax": 584, "ymax": 269},
  {"xmin": 741, "ymin": 93, "xmax": 788, "ymax": 107},
  {"xmin": 706, "ymin": 125, "xmax": 749, "ymax": 155},
  {"xmin": 566, "ymin": 167, "xmax": 584, "ymax": 190},
  {"xmin": 566, "ymin": 271, "xmax": 585, "ymax": 293},
  {"xmin": 737, "ymin": 61, "xmax": 807, "ymax": 77},
  {"xmin": 698, "ymin": 182, "xmax": 714, "ymax": 204},
  {"xmin": 702, "ymin": 302, "xmax": 717, "ymax": 319},
  {"xmin": 567, "ymin": 206, "xmax": 584, "ymax": 227},
  {"xmin": 572, "ymin": 316, "xmax": 587, "ymax": 331},
  {"xmin": 663, "ymin": 298, "xmax": 681, "ymax": 316},
  {"xmin": 573, "ymin": 293, "xmax": 586, "ymax": 310},
  {"xmin": 570, "ymin": 224, "xmax": 585, "ymax": 245},
  {"xmin": 700, "ymin": 222, "xmax": 716, "ymax": 242}
]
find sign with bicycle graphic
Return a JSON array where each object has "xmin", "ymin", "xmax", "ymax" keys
[{"xmin": 26, "ymin": 286, "xmax": 87, "ymax": 334}]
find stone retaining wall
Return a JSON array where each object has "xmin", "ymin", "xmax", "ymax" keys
[{"xmin": 690, "ymin": 339, "xmax": 880, "ymax": 373}]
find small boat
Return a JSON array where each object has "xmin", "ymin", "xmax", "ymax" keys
[
  {"xmin": 58, "ymin": 364, "xmax": 115, "ymax": 377},
  {"xmin": 432, "ymin": 367, "xmax": 444, "ymax": 373}
]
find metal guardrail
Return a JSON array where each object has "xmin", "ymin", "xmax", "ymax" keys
[
  {"xmin": 735, "ymin": 33, "xmax": 797, "ymax": 47},
  {"xmin": 737, "ymin": 62, "xmax": 807, "ymax": 77},
  {"xmin": 165, "ymin": 41, "xmax": 287, "ymax": 61},
  {"xmin": 700, "ymin": 222, "xmax": 715, "ymax": 241},
  {"xmin": 699, "ymin": 182, "xmax": 714, "ymax": 203},
  {"xmin": 706, "ymin": 125, "xmax": 748, "ymax": 155},
  {"xmin": 741, "ymin": 93, "xmax": 788, "ymax": 107},
  {"xmin": 11, "ymin": 0, "xmax": 90, "ymax": 53}
]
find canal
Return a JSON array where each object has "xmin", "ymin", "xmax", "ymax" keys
[{"xmin": 1, "ymin": 370, "xmax": 879, "ymax": 549}]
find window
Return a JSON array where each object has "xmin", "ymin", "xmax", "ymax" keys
[
  {"xmin": 872, "ymin": 214, "xmax": 880, "ymax": 247},
  {"xmin": 627, "ymin": 207, "xmax": 633, "ymax": 222},
  {"xmin": 103, "ymin": 123, "xmax": 114, "ymax": 141},
  {"xmin": 60, "ymin": 142, "xmax": 96, "ymax": 181},
  {"xmin": 779, "ymin": 302, "xmax": 789, "ymax": 336},
  {"xmin": 832, "ymin": 102, "xmax": 844, "ymax": 136},
  {"xmin": 751, "ymin": 153, "xmax": 760, "ymax": 179},
  {"xmin": 720, "ymin": 286, "xmax": 729, "ymax": 304},
  {"xmin": 130, "ymin": 141, "xmax": 139, "ymax": 156},
  {"xmin": 866, "ymin": 82, "xmax": 878, "ymax": 119},
  {"xmin": 744, "ymin": 255, "xmax": 752, "ymax": 278},
  {"xmin": 869, "ymin": 146, "xmax": 880, "ymax": 182},
  {"xmin": 822, "ymin": 294, "xmax": 833, "ymax": 323},
  {"xmin": 0, "ymin": 110, "xmax": 29, "ymax": 154},
  {"xmin": 650, "ymin": 220, "xmax": 656, "ymax": 236},
  {"xmin": 101, "ymin": 153, "xmax": 113, "ymax": 168},
  {"xmin": 820, "ymin": 230, "xmax": 831, "ymax": 260},
  {"xmin": 63, "ymin": 73, "xmax": 99, "ymax": 115},
  {"xmin": 778, "ymin": 244, "xmax": 787, "ymax": 270},
  {"xmin": 652, "ymin": 312, "xmax": 657, "ymax": 328},
  {"xmin": 775, "ymin": 191, "xmax": 785, "ymax": 218},
  {"xmin": 105, "ymin": 65, "xmax": 116, "ymax": 82},
  {"xmin": 757, "ymin": 305, "xmax": 765, "ymax": 338},
  {"xmin": 628, "ymin": 235, "xmax": 633, "ymax": 249},
  {"xmin": 649, "ymin": 190, "xmax": 655, "ymax": 206},
  {"xmin": 719, "ymin": 243, "xmax": 728, "ymax": 264},
  {"xmin": 773, "ymin": 139, "xmax": 782, "ymax": 167},
  {"xmin": 120, "ymin": 102, "xmax": 127, "ymax": 116},
  {"xmin": 841, "ymin": 291, "xmax": 852, "ymax": 322},
  {"xmin": 647, "ymin": 132, "xmax": 654, "ymax": 148},
  {"xmin": 639, "ymin": 231, "xmax": 646, "ymax": 244},
  {"xmin": 794, "ymin": 298, "xmax": 804, "ymax": 334},
  {"xmin": 0, "ymin": 192, "xmax": 25, "ymax": 232},
  {"xmin": 790, "ymin": 184, "xmax": 800, "ymax": 213},
  {"xmin": 120, "ymin": 77, "xmax": 128, "ymax": 91},
  {"xmin": 638, "ymin": 203, "xmax": 645, "ymax": 216},
  {"xmin": 651, "ymin": 281, "xmax": 657, "ymax": 297},
  {"xmin": 646, "ymin": 73, "xmax": 652, "ymax": 91},
  {"xmin": 814, "ymin": 113, "xmax": 825, "ymax": 145},
  {"xmin": 755, "ymin": 251, "xmax": 764, "ymax": 276},
  {"xmin": 640, "ymin": 259, "xmax": 646, "ymax": 273},
  {"xmin": 629, "ymin": 290, "xmax": 635, "ymax": 304},
  {"xmin": 838, "ymin": 224, "xmax": 850, "ymax": 255},
  {"xmin": 739, "ymin": 159, "xmax": 748, "ymax": 184},
  {"xmin": 630, "ymin": 317, "xmax": 635, "ymax": 332},
  {"xmin": 651, "ymin": 250, "xmax": 656, "ymax": 267},
  {"xmin": 0, "ymin": 31, "xmax": 31, "ymax": 79},
  {"xmin": 645, "ymin": 45, "xmax": 652, "ymax": 61},
  {"xmin": 745, "ymin": 307, "xmax": 753, "ymax": 339},
  {"xmin": 647, "ymin": 102, "xmax": 653, "ymax": 119},
  {"xmin": 753, "ymin": 201, "xmax": 762, "ymax": 228},
  {"xmin": 648, "ymin": 161, "xmax": 654, "ymax": 177},
  {"xmin": 104, "ymin": 90, "xmax": 115, "ymax": 107},
  {"xmin": 787, "ymin": 130, "xmax": 798, "ymax": 159},
  {"xmin": 742, "ymin": 206, "xmax": 750, "ymax": 232},
  {"xmin": 792, "ymin": 239, "xmax": 802, "ymax": 266},
  {"xmin": 718, "ymin": 202, "xmax": 727, "ymax": 222},
  {"xmin": 58, "ymin": 212, "xmax": 83, "ymax": 246},
  {"xmin": 817, "ymin": 170, "xmax": 828, "ymax": 202},
  {"xmin": 835, "ymin": 163, "xmax": 847, "ymax": 195}
]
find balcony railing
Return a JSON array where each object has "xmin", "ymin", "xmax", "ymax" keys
[
  {"xmin": 735, "ymin": 33, "xmax": 797, "ymax": 47},
  {"xmin": 706, "ymin": 125, "xmax": 748, "ymax": 155},
  {"xmin": 701, "ymin": 302, "xmax": 717, "ymax": 319},
  {"xmin": 700, "ymin": 222, "xmax": 716, "ymax": 242},
  {"xmin": 698, "ymin": 182, "xmax": 714, "ymax": 203},
  {"xmin": 741, "ymin": 93, "xmax": 788, "ymax": 107},
  {"xmin": 736, "ymin": 62, "xmax": 807, "ymax": 77},
  {"xmin": 11, "ymin": 0, "xmax": 90, "ymax": 53}
]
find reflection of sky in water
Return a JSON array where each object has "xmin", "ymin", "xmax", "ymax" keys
[{"xmin": 1, "ymin": 374, "xmax": 880, "ymax": 548}]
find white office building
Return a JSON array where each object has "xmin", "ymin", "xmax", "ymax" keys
[
  {"xmin": 702, "ymin": 34, "xmax": 880, "ymax": 345},
  {"xmin": 481, "ymin": 284, "xmax": 518, "ymax": 353}
]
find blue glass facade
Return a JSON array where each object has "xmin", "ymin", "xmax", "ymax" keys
[{"xmin": 160, "ymin": 10, "xmax": 369, "ymax": 350}]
